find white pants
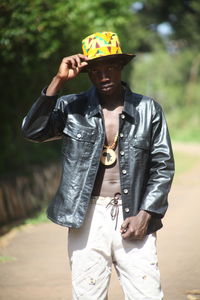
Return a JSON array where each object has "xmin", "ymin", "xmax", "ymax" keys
[{"xmin": 68, "ymin": 196, "xmax": 163, "ymax": 300}]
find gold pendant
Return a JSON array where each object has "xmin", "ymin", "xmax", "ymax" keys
[{"xmin": 100, "ymin": 148, "xmax": 117, "ymax": 166}]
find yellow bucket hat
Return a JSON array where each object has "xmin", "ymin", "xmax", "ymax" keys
[{"xmin": 81, "ymin": 32, "xmax": 135, "ymax": 71}]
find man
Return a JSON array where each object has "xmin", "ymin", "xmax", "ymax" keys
[{"xmin": 22, "ymin": 32, "xmax": 174, "ymax": 300}]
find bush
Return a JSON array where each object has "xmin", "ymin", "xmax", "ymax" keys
[{"xmin": 131, "ymin": 50, "xmax": 200, "ymax": 142}]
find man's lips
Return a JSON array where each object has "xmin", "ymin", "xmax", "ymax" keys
[{"xmin": 100, "ymin": 83, "xmax": 113, "ymax": 89}]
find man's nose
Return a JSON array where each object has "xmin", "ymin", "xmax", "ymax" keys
[{"xmin": 98, "ymin": 70, "xmax": 110, "ymax": 81}]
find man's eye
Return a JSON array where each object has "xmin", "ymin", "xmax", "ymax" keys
[
  {"xmin": 89, "ymin": 69, "xmax": 98, "ymax": 74},
  {"xmin": 107, "ymin": 66, "xmax": 114, "ymax": 72}
]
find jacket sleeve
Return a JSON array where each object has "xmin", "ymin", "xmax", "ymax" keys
[
  {"xmin": 21, "ymin": 89, "xmax": 66, "ymax": 142},
  {"xmin": 140, "ymin": 102, "xmax": 175, "ymax": 217}
]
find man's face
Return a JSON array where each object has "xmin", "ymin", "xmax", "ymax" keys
[{"xmin": 87, "ymin": 60, "xmax": 123, "ymax": 96}]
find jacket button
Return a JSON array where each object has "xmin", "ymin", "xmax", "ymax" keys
[
  {"xmin": 121, "ymin": 114, "xmax": 125, "ymax": 119},
  {"xmin": 125, "ymin": 208, "xmax": 130, "ymax": 213},
  {"xmin": 120, "ymin": 151, "xmax": 124, "ymax": 156},
  {"xmin": 122, "ymin": 169, "xmax": 127, "ymax": 174},
  {"xmin": 123, "ymin": 189, "xmax": 128, "ymax": 194},
  {"xmin": 77, "ymin": 133, "xmax": 82, "ymax": 138},
  {"xmin": 120, "ymin": 133, "xmax": 124, "ymax": 138}
]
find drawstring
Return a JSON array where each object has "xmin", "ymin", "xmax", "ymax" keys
[{"xmin": 106, "ymin": 193, "xmax": 121, "ymax": 230}]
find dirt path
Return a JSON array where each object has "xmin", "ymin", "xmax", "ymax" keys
[
  {"xmin": 0, "ymin": 143, "xmax": 200, "ymax": 300},
  {"xmin": 158, "ymin": 143, "xmax": 200, "ymax": 300}
]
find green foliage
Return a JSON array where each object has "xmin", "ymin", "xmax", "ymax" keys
[
  {"xmin": 24, "ymin": 208, "xmax": 49, "ymax": 225},
  {"xmin": 0, "ymin": 0, "xmax": 138, "ymax": 176},
  {"xmin": 167, "ymin": 107, "xmax": 200, "ymax": 142},
  {"xmin": 0, "ymin": 0, "xmax": 136, "ymax": 63},
  {"xmin": 174, "ymin": 150, "xmax": 200, "ymax": 176},
  {"xmin": 0, "ymin": 0, "xmax": 200, "ymax": 176},
  {"xmin": 0, "ymin": 256, "xmax": 16, "ymax": 263},
  {"xmin": 132, "ymin": 49, "xmax": 200, "ymax": 142},
  {"xmin": 139, "ymin": 0, "xmax": 200, "ymax": 49}
]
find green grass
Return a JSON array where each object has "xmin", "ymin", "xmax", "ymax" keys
[
  {"xmin": 0, "ymin": 256, "xmax": 16, "ymax": 263},
  {"xmin": 173, "ymin": 150, "xmax": 200, "ymax": 176},
  {"xmin": 131, "ymin": 50, "xmax": 200, "ymax": 144},
  {"xmin": 167, "ymin": 109, "xmax": 200, "ymax": 143},
  {"xmin": 23, "ymin": 208, "xmax": 49, "ymax": 225}
]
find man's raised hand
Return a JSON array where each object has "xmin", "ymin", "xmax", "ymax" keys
[
  {"xmin": 56, "ymin": 54, "xmax": 88, "ymax": 81},
  {"xmin": 46, "ymin": 54, "xmax": 88, "ymax": 96}
]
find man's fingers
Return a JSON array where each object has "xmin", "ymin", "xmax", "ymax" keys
[
  {"xmin": 121, "ymin": 227, "xmax": 131, "ymax": 238},
  {"xmin": 61, "ymin": 54, "xmax": 88, "ymax": 74},
  {"xmin": 121, "ymin": 229, "xmax": 145, "ymax": 240},
  {"xmin": 75, "ymin": 55, "xmax": 88, "ymax": 68},
  {"xmin": 74, "ymin": 55, "xmax": 82, "ymax": 68},
  {"xmin": 68, "ymin": 56, "xmax": 88, "ymax": 70},
  {"xmin": 80, "ymin": 61, "xmax": 88, "ymax": 68},
  {"xmin": 121, "ymin": 218, "xmax": 130, "ymax": 230},
  {"xmin": 70, "ymin": 57, "xmax": 79, "ymax": 69},
  {"xmin": 71, "ymin": 54, "xmax": 88, "ymax": 65},
  {"xmin": 77, "ymin": 53, "xmax": 88, "ymax": 61}
]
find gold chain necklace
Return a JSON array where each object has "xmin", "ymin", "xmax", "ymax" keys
[{"xmin": 100, "ymin": 133, "xmax": 118, "ymax": 166}]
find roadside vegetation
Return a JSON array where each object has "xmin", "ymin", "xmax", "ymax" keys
[
  {"xmin": 0, "ymin": 256, "xmax": 16, "ymax": 263},
  {"xmin": 0, "ymin": 147, "xmax": 198, "ymax": 231},
  {"xmin": 174, "ymin": 150, "xmax": 200, "ymax": 176},
  {"xmin": 1, "ymin": 0, "xmax": 200, "ymax": 178},
  {"xmin": 132, "ymin": 49, "xmax": 200, "ymax": 142},
  {"xmin": 24, "ymin": 208, "xmax": 49, "ymax": 225}
]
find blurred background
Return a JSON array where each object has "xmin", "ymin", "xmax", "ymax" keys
[
  {"xmin": 1, "ymin": 1, "xmax": 200, "ymax": 299},
  {"xmin": 1, "ymin": 0, "xmax": 200, "ymax": 229},
  {"xmin": 0, "ymin": 0, "xmax": 200, "ymax": 238}
]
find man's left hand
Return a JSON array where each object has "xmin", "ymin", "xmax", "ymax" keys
[{"xmin": 120, "ymin": 210, "xmax": 151, "ymax": 240}]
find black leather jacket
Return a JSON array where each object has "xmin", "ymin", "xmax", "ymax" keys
[{"xmin": 22, "ymin": 82, "xmax": 174, "ymax": 234}]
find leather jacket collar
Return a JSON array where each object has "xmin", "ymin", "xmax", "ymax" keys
[{"xmin": 87, "ymin": 81, "xmax": 138, "ymax": 120}]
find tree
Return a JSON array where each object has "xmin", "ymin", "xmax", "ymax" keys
[
  {"xmin": 136, "ymin": 0, "xmax": 200, "ymax": 48},
  {"xmin": 1, "ymin": 0, "xmax": 199, "ymax": 176},
  {"xmin": 0, "ymin": 0, "xmax": 143, "ymax": 176}
]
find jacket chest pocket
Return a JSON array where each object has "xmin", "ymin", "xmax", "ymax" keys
[
  {"xmin": 131, "ymin": 137, "xmax": 150, "ymax": 161},
  {"xmin": 62, "ymin": 122, "xmax": 97, "ymax": 159}
]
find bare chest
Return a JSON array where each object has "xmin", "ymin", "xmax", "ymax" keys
[{"xmin": 103, "ymin": 107, "xmax": 123, "ymax": 145}]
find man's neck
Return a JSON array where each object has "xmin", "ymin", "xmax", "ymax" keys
[{"xmin": 99, "ymin": 85, "xmax": 124, "ymax": 110}]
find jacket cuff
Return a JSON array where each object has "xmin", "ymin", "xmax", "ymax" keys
[{"xmin": 42, "ymin": 87, "xmax": 59, "ymax": 98}]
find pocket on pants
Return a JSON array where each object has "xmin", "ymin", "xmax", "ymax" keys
[{"xmin": 71, "ymin": 253, "xmax": 111, "ymax": 298}]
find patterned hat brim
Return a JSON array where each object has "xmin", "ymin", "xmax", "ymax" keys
[{"xmin": 81, "ymin": 53, "xmax": 136, "ymax": 72}]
